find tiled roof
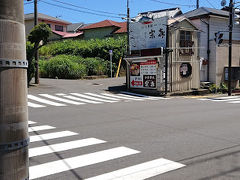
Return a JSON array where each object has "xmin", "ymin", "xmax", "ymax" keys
[
  {"xmin": 80, "ymin": 20, "xmax": 123, "ymax": 30},
  {"xmin": 114, "ymin": 22, "xmax": 127, "ymax": 34},
  {"xmin": 52, "ymin": 30, "xmax": 83, "ymax": 38},
  {"xmin": 183, "ymin": 7, "xmax": 229, "ymax": 19},
  {"xmin": 25, "ymin": 13, "xmax": 71, "ymax": 24}
]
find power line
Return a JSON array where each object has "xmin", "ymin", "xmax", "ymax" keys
[
  {"xmin": 205, "ymin": 0, "xmax": 216, "ymax": 9},
  {"xmin": 50, "ymin": 0, "xmax": 126, "ymax": 16},
  {"xmin": 150, "ymin": 0, "xmax": 196, "ymax": 8},
  {"xmin": 40, "ymin": 0, "xmax": 123, "ymax": 19}
]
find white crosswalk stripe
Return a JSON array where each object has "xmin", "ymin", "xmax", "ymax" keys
[
  {"xmin": 198, "ymin": 96, "xmax": 240, "ymax": 104},
  {"xmin": 28, "ymin": 102, "xmax": 46, "ymax": 108},
  {"xmin": 71, "ymin": 93, "xmax": 118, "ymax": 103},
  {"xmin": 28, "ymin": 125, "xmax": 56, "ymax": 133},
  {"xmin": 86, "ymin": 158, "xmax": 185, "ymax": 180},
  {"xmin": 28, "ymin": 95, "xmax": 66, "ymax": 107},
  {"xmin": 30, "ymin": 131, "xmax": 78, "ymax": 142},
  {"xmin": 28, "ymin": 122, "xmax": 185, "ymax": 180},
  {"xmin": 85, "ymin": 93, "xmax": 120, "ymax": 101},
  {"xmin": 29, "ymin": 138, "xmax": 106, "ymax": 157},
  {"xmin": 28, "ymin": 121, "xmax": 37, "ymax": 125},
  {"xmin": 57, "ymin": 94, "xmax": 103, "ymax": 104},
  {"xmin": 39, "ymin": 94, "xmax": 85, "ymax": 105},
  {"xmin": 27, "ymin": 92, "xmax": 171, "ymax": 108}
]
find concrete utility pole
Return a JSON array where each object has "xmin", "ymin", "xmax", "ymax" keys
[
  {"xmin": 228, "ymin": 0, "xmax": 233, "ymax": 96},
  {"xmin": 0, "ymin": 0, "xmax": 29, "ymax": 179},
  {"xmin": 127, "ymin": 0, "xmax": 130, "ymax": 55},
  {"xmin": 34, "ymin": 0, "xmax": 39, "ymax": 84}
]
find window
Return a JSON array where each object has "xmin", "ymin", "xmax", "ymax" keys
[
  {"xmin": 55, "ymin": 25, "xmax": 63, "ymax": 32},
  {"xmin": 47, "ymin": 24, "xmax": 51, "ymax": 28},
  {"xmin": 179, "ymin": 31, "xmax": 194, "ymax": 56}
]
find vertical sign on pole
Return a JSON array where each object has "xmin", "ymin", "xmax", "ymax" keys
[{"xmin": 109, "ymin": 50, "xmax": 113, "ymax": 78}]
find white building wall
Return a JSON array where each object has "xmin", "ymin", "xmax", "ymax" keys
[{"xmin": 191, "ymin": 15, "xmax": 240, "ymax": 83}]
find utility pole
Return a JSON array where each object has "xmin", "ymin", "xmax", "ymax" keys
[
  {"xmin": 228, "ymin": 0, "xmax": 233, "ymax": 96},
  {"xmin": 127, "ymin": 0, "xmax": 130, "ymax": 55},
  {"xmin": 165, "ymin": 24, "xmax": 169, "ymax": 95},
  {"xmin": 197, "ymin": 0, "xmax": 199, "ymax": 9},
  {"xmin": 126, "ymin": 0, "xmax": 130, "ymax": 89},
  {"xmin": 34, "ymin": 0, "xmax": 39, "ymax": 84},
  {"xmin": 0, "ymin": 0, "xmax": 29, "ymax": 180}
]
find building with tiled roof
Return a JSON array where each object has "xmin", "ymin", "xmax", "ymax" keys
[
  {"xmin": 78, "ymin": 20, "xmax": 127, "ymax": 39},
  {"xmin": 25, "ymin": 13, "xmax": 83, "ymax": 40}
]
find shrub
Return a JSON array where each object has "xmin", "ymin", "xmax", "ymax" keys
[
  {"xmin": 209, "ymin": 83, "xmax": 228, "ymax": 93},
  {"xmin": 40, "ymin": 55, "xmax": 87, "ymax": 79}
]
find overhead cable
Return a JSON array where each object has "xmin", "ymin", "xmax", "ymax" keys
[
  {"xmin": 40, "ymin": 0, "xmax": 123, "ymax": 19},
  {"xmin": 50, "ymin": 0, "xmax": 126, "ymax": 16},
  {"xmin": 150, "ymin": 0, "xmax": 196, "ymax": 8}
]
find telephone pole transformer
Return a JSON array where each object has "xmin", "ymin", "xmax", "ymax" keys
[{"xmin": 0, "ymin": 0, "xmax": 29, "ymax": 179}]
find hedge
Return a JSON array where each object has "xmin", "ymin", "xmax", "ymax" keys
[
  {"xmin": 39, "ymin": 37, "xmax": 127, "ymax": 65},
  {"xmin": 39, "ymin": 55, "xmax": 117, "ymax": 79}
]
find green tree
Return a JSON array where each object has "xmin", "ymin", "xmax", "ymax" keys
[{"xmin": 27, "ymin": 23, "xmax": 51, "ymax": 85}]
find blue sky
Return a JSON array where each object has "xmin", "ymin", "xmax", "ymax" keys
[{"xmin": 24, "ymin": 0, "xmax": 223, "ymax": 24}]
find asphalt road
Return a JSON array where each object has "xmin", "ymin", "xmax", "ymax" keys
[{"xmin": 28, "ymin": 77, "xmax": 240, "ymax": 180}]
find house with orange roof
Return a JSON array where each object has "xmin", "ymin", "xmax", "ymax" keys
[
  {"xmin": 78, "ymin": 20, "xmax": 127, "ymax": 40},
  {"xmin": 25, "ymin": 13, "xmax": 83, "ymax": 40}
]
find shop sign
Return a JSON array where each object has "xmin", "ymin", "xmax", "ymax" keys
[
  {"xmin": 130, "ymin": 60, "xmax": 157, "ymax": 89},
  {"xmin": 129, "ymin": 17, "xmax": 167, "ymax": 51}
]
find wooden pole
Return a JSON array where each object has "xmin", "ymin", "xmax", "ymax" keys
[{"xmin": 0, "ymin": 0, "xmax": 29, "ymax": 179}]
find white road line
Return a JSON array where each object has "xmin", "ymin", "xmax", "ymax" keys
[
  {"xmin": 39, "ymin": 94, "xmax": 85, "ymax": 105},
  {"xmin": 30, "ymin": 131, "xmax": 78, "ymax": 143},
  {"xmin": 86, "ymin": 158, "xmax": 185, "ymax": 180},
  {"xmin": 28, "ymin": 121, "xmax": 37, "ymax": 125},
  {"xmin": 213, "ymin": 96, "xmax": 240, "ymax": 100},
  {"xmin": 28, "ymin": 125, "xmax": 56, "ymax": 133},
  {"xmin": 101, "ymin": 93, "xmax": 144, "ymax": 101},
  {"xmin": 211, "ymin": 98, "xmax": 240, "ymax": 102},
  {"xmin": 120, "ymin": 91, "xmax": 148, "ymax": 97},
  {"xmin": 28, "ymin": 95, "xmax": 66, "ymax": 107},
  {"xmin": 29, "ymin": 147, "xmax": 140, "ymax": 180},
  {"xmin": 85, "ymin": 93, "xmax": 120, "ymax": 101},
  {"xmin": 29, "ymin": 138, "xmax": 106, "ymax": 157},
  {"xmin": 60, "ymin": 95, "xmax": 103, "ymax": 104},
  {"xmin": 119, "ymin": 93, "xmax": 169, "ymax": 100},
  {"xmin": 28, "ymin": 102, "xmax": 46, "ymax": 108},
  {"xmin": 71, "ymin": 93, "xmax": 118, "ymax": 103},
  {"xmin": 120, "ymin": 91, "xmax": 171, "ymax": 100},
  {"xmin": 228, "ymin": 101, "xmax": 240, "ymax": 104}
]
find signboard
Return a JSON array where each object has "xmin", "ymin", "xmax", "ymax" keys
[
  {"xmin": 129, "ymin": 17, "xmax": 167, "ymax": 51},
  {"xmin": 130, "ymin": 60, "xmax": 157, "ymax": 89},
  {"xmin": 180, "ymin": 63, "xmax": 192, "ymax": 78}
]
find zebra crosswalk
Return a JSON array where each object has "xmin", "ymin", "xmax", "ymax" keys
[
  {"xmin": 28, "ymin": 120, "xmax": 185, "ymax": 180},
  {"xmin": 198, "ymin": 95, "xmax": 240, "ymax": 104},
  {"xmin": 28, "ymin": 92, "xmax": 170, "ymax": 108}
]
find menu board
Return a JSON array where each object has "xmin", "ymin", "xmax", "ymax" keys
[{"xmin": 130, "ymin": 60, "xmax": 157, "ymax": 89}]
